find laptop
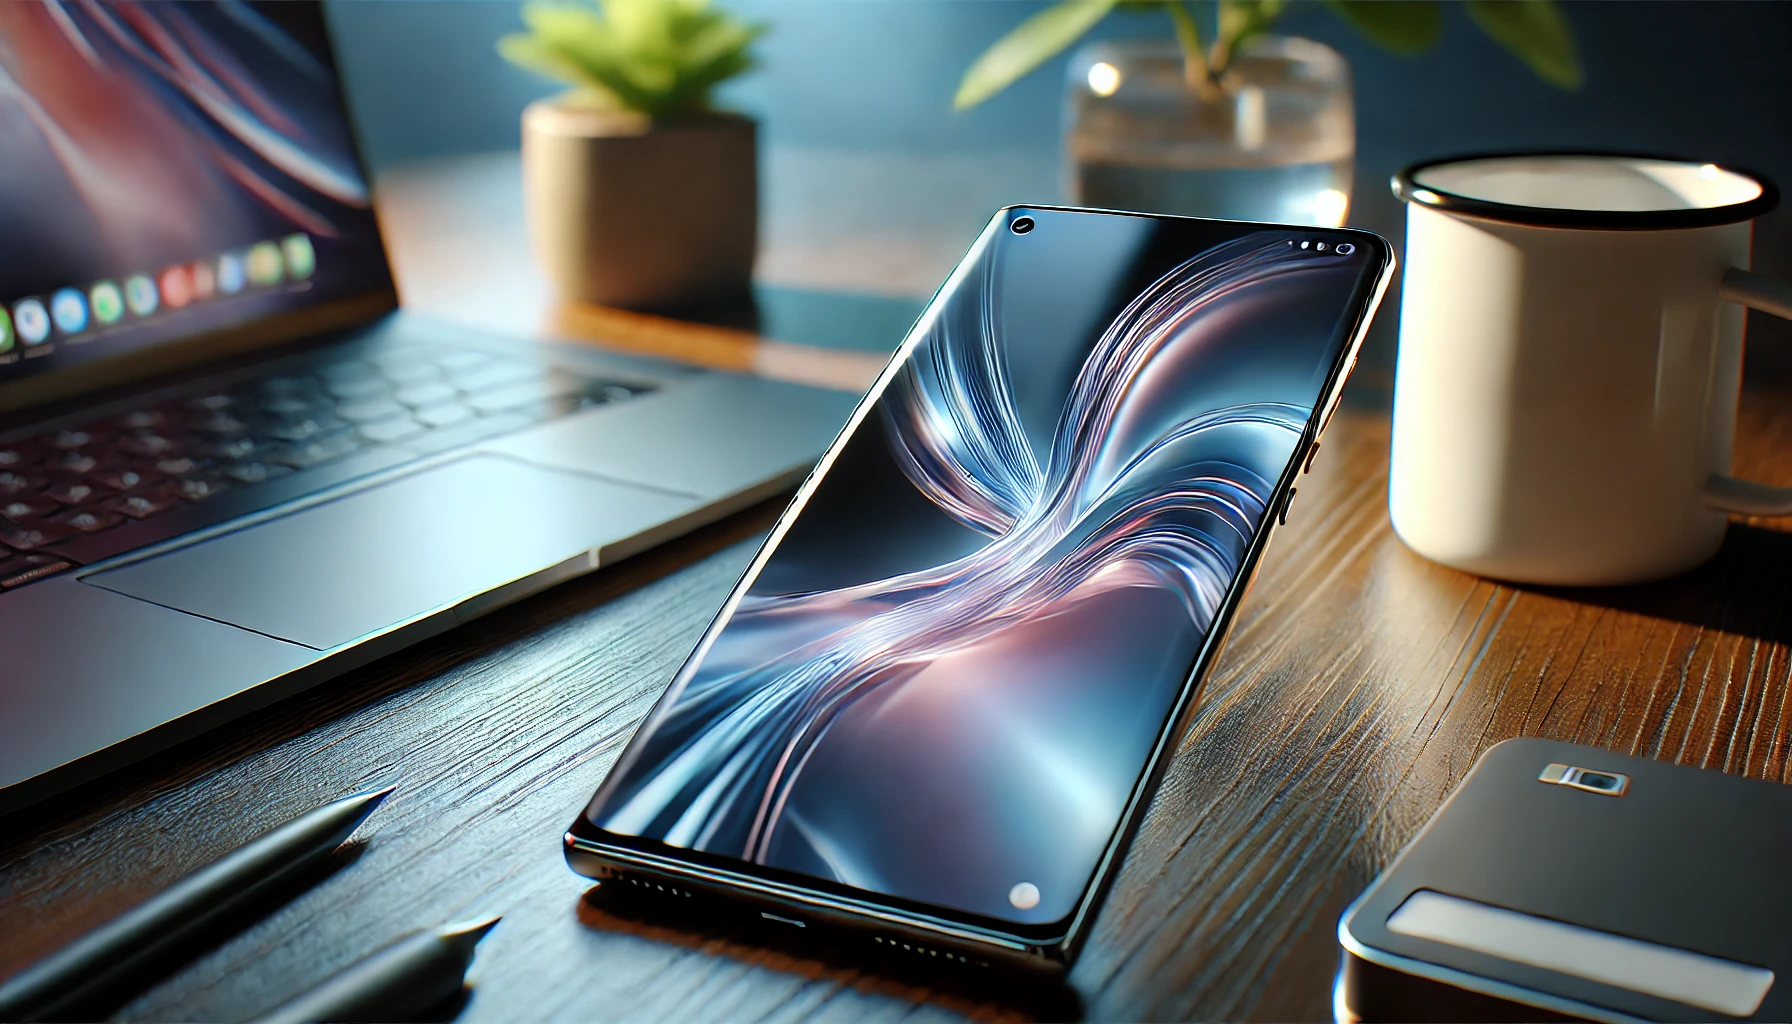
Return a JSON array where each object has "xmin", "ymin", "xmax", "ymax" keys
[{"xmin": 0, "ymin": 2, "xmax": 857, "ymax": 814}]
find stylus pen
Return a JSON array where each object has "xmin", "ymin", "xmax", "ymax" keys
[
  {"xmin": 245, "ymin": 917, "xmax": 499, "ymax": 1024},
  {"xmin": 0, "ymin": 786, "xmax": 393, "ymax": 1023}
]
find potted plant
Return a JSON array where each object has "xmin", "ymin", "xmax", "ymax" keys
[
  {"xmin": 955, "ymin": 0, "xmax": 1581, "ymax": 226},
  {"xmin": 500, "ymin": 0, "xmax": 766, "ymax": 309}
]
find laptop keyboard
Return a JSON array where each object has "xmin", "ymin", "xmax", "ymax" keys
[{"xmin": 0, "ymin": 342, "xmax": 651, "ymax": 590}]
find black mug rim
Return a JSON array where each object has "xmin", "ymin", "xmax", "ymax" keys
[{"xmin": 1391, "ymin": 151, "xmax": 1780, "ymax": 230}]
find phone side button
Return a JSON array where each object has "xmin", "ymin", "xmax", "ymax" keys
[
  {"xmin": 1303, "ymin": 441, "xmax": 1321, "ymax": 474},
  {"xmin": 1279, "ymin": 487, "xmax": 1297, "ymax": 526}
]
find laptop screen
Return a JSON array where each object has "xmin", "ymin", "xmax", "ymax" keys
[{"xmin": 0, "ymin": 1, "xmax": 392, "ymax": 385}]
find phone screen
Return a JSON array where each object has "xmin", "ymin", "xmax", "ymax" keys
[{"xmin": 579, "ymin": 210, "xmax": 1385, "ymax": 932}]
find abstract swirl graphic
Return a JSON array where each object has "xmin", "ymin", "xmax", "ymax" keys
[{"xmin": 593, "ymin": 228, "xmax": 1353, "ymax": 923}]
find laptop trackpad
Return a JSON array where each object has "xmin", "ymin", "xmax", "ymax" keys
[{"xmin": 85, "ymin": 455, "xmax": 699, "ymax": 650}]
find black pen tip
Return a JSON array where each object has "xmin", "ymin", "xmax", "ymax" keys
[
  {"xmin": 321, "ymin": 785, "xmax": 396, "ymax": 844},
  {"xmin": 360, "ymin": 784, "xmax": 398, "ymax": 807},
  {"xmin": 440, "ymin": 916, "xmax": 501, "ymax": 954},
  {"xmin": 345, "ymin": 784, "xmax": 396, "ymax": 817}
]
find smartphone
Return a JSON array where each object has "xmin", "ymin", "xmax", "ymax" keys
[{"xmin": 565, "ymin": 207, "xmax": 1393, "ymax": 970}]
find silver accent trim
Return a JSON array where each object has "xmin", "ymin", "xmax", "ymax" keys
[
  {"xmin": 1387, "ymin": 890, "xmax": 1772, "ymax": 1017},
  {"xmin": 1539, "ymin": 762, "xmax": 1630, "ymax": 797},
  {"xmin": 1338, "ymin": 891, "xmax": 1651, "ymax": 1024}
]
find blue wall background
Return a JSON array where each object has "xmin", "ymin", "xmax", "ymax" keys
[{"xmin": 324, "ymin": 1, "xmax": 1792, "ymax": 366}]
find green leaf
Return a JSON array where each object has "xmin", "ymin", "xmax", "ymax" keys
[
  {"xmin": 1325, "ymin": 0, "xmax": 1442, "ymax": 56},
  {"xmin": 499, "ymin": 0, "xmax": 766, "ymax": 118},
  {"xmin": 954, "ymin": 0, "xmax": 1121, "ymax": 110},
  {"xmin": 1466, "ymin": 0, "xmax": 1582, "ymax": 89},
  {"xmin": 1219, "ymin": 0, "xmax": 1285, "ymax": 50}
]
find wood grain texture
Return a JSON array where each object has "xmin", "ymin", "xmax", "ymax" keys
[
  {"xmin": 5, "ymin": 383, "xmax": 1792, "ymax": 1022},
  {"xmin": 7, "ymin": 150, "xmax": 1792, "ymax": 1021}
]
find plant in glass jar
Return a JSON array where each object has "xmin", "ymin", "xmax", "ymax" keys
[
  {"xmin": 956, "ymin": 0, "xmax": 1581, "ymax": 226},
  {"xmin": 500, "ymin": 0, "xmax": 766, "ymax": 308}
]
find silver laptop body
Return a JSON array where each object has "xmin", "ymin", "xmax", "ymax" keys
[{"xmin": 0, "ymin": 3, "xmax": 854, "ymax": 814}]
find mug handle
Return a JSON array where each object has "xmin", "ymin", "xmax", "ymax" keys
[{"xmin": 1704, "ymin": 268, "xmax": 1792, "ymax": 516}]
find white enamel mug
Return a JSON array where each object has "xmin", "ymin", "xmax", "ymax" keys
[{"xmin": 1389, "ymin": 153, "xmax": 1792, "ymax": 585}]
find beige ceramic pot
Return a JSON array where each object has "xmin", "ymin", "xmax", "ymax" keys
[{"xmin": 521, "ymin": 99, "xmax": 757, "ymax": 309}]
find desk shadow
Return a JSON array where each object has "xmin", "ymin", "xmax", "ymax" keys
[
  {"xmin": 1527, "ymin": 523, "xmax": 1792, "ymax": 646},
  {"xmin": 41, "ymin": 841, "xmax": 366, "ymax": 1022},
  {"xmin": 575, "ymin": 884, "xmax": 1084, "ymax": 1021}
]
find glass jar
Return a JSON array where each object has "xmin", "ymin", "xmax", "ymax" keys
[{"xmin": 1064, "ymin": 36, "xmax": 1354, "ymax": 226}]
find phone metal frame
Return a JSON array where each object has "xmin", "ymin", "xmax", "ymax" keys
[{"xmin": 565, "ymin": 207, "xmax": 1396, "ymax": 969}]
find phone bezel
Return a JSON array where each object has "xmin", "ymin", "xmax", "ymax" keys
[{"xmin": 565, "ymin": 207, "xmax": 1396, "ymax": 965}]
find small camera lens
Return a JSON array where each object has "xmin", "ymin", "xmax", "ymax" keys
[
  {"xmin": 1011, "ymin": 216, "xmax": 1035, "ymax": 235},
  {"xmin": 1334, "ymin": 242, "xmax": 1356, "ymax": 256}
]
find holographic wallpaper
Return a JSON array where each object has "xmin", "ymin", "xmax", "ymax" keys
[
  {"xmin": 0, "ymin": 1, "xmax": 389, "ymax": 378},
  {"xmin": 587, "ymin": 212, "xmax": 1376, "ymax": 926}
]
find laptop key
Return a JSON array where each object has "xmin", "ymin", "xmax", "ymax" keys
[
  {"xmin": 0, "ymin": 498, "xmax": 58, "ymax": 521},
  {"xmin": 357, "ymin": 417, "xmax": 425, "ymax": 444},
  {"xmin": 262, "ymin": 414, "xmax": 348, "ymax": 442},
  {"xmin": 45, "ymin": 481, "xmax": 103, "ymax": 506},
  {"xmin": 47, "ymin": 451, "xmax": 102, "ymax": 475},
  {"xmin": 52, "ymin": 428, "xmax": 110, "ymax": 450},
  {"xmin": 406, "ymin": 411, "xmax": 535, "ymax": 455},
  {"xmin": 325, "ymin": 375, "xmax": 391, "ymax": 400},
  {"xmin": 0, "ymin": 444, "xmax": 44, "ymax": 468},
  {"xmin": 170, "ymin": 477, "xmax": 229, "ymax": 503},
  {"xmin": 0, "ymin": 554, "xmax": 75, "ymax": 589},
  {"xmin": 149, "ymin": 456, "xmax": 203, "ymax": 476},
  {"xmin": 414, "ymin": 402, "xmax": 475, "ymax": 429},
  {"xmin": 103, "ymin": 492, "xmax": 176, "ymax": 520},
  {"xmin": 336, "ymin": 397, "xmax": 407, "ymax": 423},
  {"xmin": 435, "ymin": 350, "xmax": 494, "ymax": 373},
  {"xmin": 222, "ymin": 462, "xmax": 293, "ymax": 485},
  {"xmin": 467, "ymin": 378, "xmax": 582, "ymax": 414},
  {"xmin": 94, "ymin": 467, "xmax": 159, "ymax": 492},
  {"xmin": 194, "ymin": 436, "xmax": 264, "ymax": 461},
  {"xmin": 268, "ymin": 432, "xmax": 360, "ymax": 470},
  {"xmin": 50, "ymin": 447, "xmax": 414, "ymax": 567},
  {"xmin": 448, "ymin": 362, "xmax": 542, "ymax": 394},
  {"xmin": 54, "ymin": 510, "xmax": 125, "ymax": 534},
  {"xmin": 116, "ymin": 409, "xmax": 170, "ymax": 430},
  {"xmin": 382, "ymin": 361, "xmax": 442, "ymax": 386},
  {"xmin": 316, "ymin": 359, "xmax": 374, "ymax": 383},
  {"xmin": 190, "ymin": 411, "xmax": 251, "ymax": 436},
  {"xmin": 116, "ymin": 432, "xmax": 183, "ymax": 458},
  {"xmin": 368, "ymin": 347, "xmax": 435, "ymax": 371},
  {"xmin": 256, "ymin": 374, "xmax": 318, "ymax": 394},
  {"xmin": 2, "ymin": 525, "xmax": 68, "ymax": 550},
  {"xmin": 189, "ymin": 393, "xmax": 236, "ymax": 412},
  {"xmin": 258, "ymin": 394, "xmax": 326, "ymax": 416},
  {"xmin": 0, "ymin": 472, "xmax": 46, "ymax": 496},
  {"xmin": 393, "ymin": 382, "xmax": 458, "ymax": 408}
]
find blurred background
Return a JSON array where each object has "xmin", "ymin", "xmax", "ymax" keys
[{"xmin": 325, "ymin": 0, "xmax": 1792, "ymax": 388}]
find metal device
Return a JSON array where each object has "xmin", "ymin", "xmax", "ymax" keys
[
  {"xmin": 565, "ymin": 208, "xmax": 1393, "ymax": 969},
  {"xmin": 1339, "ymin": 737, "xmax": 1792, "ymax": 1023},
  {"xmin": 0, "ymin": 2, "xmax": 855, "ymax": 814}
]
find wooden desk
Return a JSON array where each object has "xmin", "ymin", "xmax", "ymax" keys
[{"xmin": 5, "ymin": 153, "xmax": 1792, "ymax": 1022}]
